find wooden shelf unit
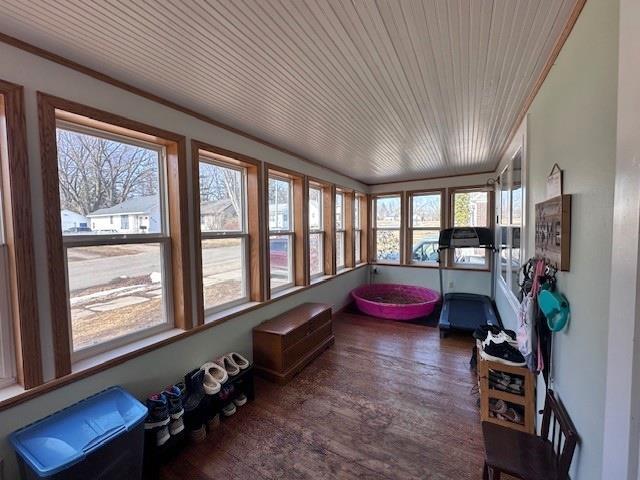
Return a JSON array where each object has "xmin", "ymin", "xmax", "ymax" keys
[{"xmin": 478, "ymin": 352, "xmax": 536, "ymax": 434}]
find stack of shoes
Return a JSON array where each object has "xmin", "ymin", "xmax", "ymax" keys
[
  {"xmin": 488, "ymin": 370, "xmax": 524, "ymax": 395},
  {"xmin": 200, "ymin": 362, "xmax": 228, "ymax": 429},
  {"xmin": 473, "ymin": 325, "xmax": 526, "ymax": 367},
  {"xmin": 489, "ymin": 399, "xmax": 523, "ymax": 425},
  {"xmin": 144, "ymin": 382, "xmax": 186, "ymax": 447},
  {"xmin": 215, "ymin": 352, "xmax": 250, "ymax": 416}
]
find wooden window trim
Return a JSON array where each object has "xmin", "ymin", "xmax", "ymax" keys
[
  {"xmin": 359, "ymin": 193, "xmax": 369, "ymax": 264},
  {"xmin": 308, "ymin": 180, "xmax": 326, "ymax": 279},
  {"xmin": 191, "ymin": 141, "xmax": 265, "ymax": 325},
  {"xmin": 405, "ymin": 189, "xmax": 445, "ymax": 266},
  {"xmin": 308, "ymin": 177, "xmax": 335, "ymax": 278},
  {"xmin": 38, "ymin": 93, "xmax": 191, "ymax": 377},
  {"xmin": 0, "ymin": 80, "xmax": 42, "ymax": 389},
  {"xmin": 265, "ymin": 164, "xmax": 306, "ymax": 296}
]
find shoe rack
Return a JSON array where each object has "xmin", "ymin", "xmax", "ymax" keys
[{"xmin": 478, "ymin": 350, "xmax": 536, "ymax": 434}]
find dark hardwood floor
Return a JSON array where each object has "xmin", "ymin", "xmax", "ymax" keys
[{"xmin": 160, "ymin": 312, "xmax": 489, "ymax": 480}]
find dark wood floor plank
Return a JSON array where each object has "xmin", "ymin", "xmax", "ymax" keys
[{"xmin": 160, "ymin": 312, "xmax": 490, "ymax": 480}]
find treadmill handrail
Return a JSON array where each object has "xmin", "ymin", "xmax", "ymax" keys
[{"xmin": 438, "ymin": 227, "xmax": 495, "ymax": 251}]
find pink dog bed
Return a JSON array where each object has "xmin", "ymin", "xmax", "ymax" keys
[{"xmin": 351, "ymin": 283, "xmax": 440, "ymax": 320}]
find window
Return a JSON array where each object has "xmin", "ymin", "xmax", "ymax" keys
[
  {"xmin": 497, "ymin": 151, "xmax": 523, "ymax": 298},
  {"xmin": 0, "ymin": 161, "xmax": 14, "ymax": 387},
  {"xmin": 269, "ymin": 175, "xmax": 294, "ymax": 291},
  {"xmin": 198, "ymin": 159, "xmax": 248, "ymax": 313},
  {"xmin": 335, "ymin": 191, "xmax": 345, "ymax": 270},
  {"xmin": 57, "ymin": 123, "xmax": 173, "ymax": 357},
  {"xmin": 373, "ymin": 195, "xmax": 402, "ymax": 263},
  {"xmin": 409, "ymin": 191, "xmax": 442, "ymax": 265},
  {"xmin": 309, "ymin": 185, "xmax": 324, "ymax": 278},
  {"xmin": 354, "ymin": 195, "xmax": 362, "ymax": 264},
  {"xmin": 451, "ymin": 189, "xmax": 490, "ymax": 268}
]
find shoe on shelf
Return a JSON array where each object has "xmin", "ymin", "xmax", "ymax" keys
[
  {"xmin": 219, "ymin": 383, "xmax": 236, "ymax": 403},
  {"xmin": 144, "ymin": 393, "xmax": 171, "ymax": 446},
  {"xmin": 480, "ymin": 332, "xmax": 526, "ymax": 367},
  {"xmin": 216, "ymin": 355, "xmax": 240, "ymax": 377},
  {"xmin": 498, "ymin": 408, "xmax": 523, "ymax": 424},
  {"xmin": 188, "ymin": 424, "xmax": 207, "ymax": 442},
  {"xmin": 200, "ymin": 362, "xmax": 222, "ymax": 395},
  {"xmin": 222, "ymin": 403, "xmax": 237, "ymax": 417},
  {"xmin": 234, "ymin": 393, "xmax": 248, "ymax": 407},
  {"xmin": 228, "ymin": 352, "xmax": 250, "ymax": 370},
  {"xmin": 489, "ymin": 399, "xmax": 508, "ymax": 415},
  {"xmin": 201, "ymin": 361, "xmax": 228, "ymax": 386},
  {"xmin": 163, "ymin": 384, "xmax": 185, "ymax": 435},
  {"xmin": 183, "ymin": 368, "xmax": 206, "ymax": 439}
]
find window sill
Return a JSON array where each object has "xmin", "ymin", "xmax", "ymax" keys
[{"xmin": 0, "ymin": 262, "xmax": 369, "ymax": 412}]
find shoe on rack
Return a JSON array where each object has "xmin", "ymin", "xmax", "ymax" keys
[
  {"xmin": 216, "ymin": 354, "xmax": 240, "ymax": 376},
  {"xmin": 473, "ymin": 325, "xmax": 516, "ymax": 342},
  {"xmin": 233, "ymin": 393, "xmax": 248, "ymax": 407},
  {"xmin": 183, "ymin": 368, "xmax": 206, "ymax": 440},
  {"xmin": 228, "ymin": 352, "xmax": 250, "ymax": 370},
  {"xmin": 222, "ymin": 403, "xmax": 237, "ymax": 417},
  {"xmin": 498, "ymin": 407, "xmax": 523, "ymax": 424},
  {"xmin": 480, "ymin": 332, "xmax": 526, "ymax": 367},
  {"xmin": 200, "ymin": 362, "xmax": 222, "ymax": 395},
  {"xmin": 207, "ymin": 413, "xmax": 221, "ymax": 430},
  {"xmin": 163, "ymin": 384, "xmax": 185, "ymax": 435},
  {"xmin": 489, "ymin": 399, "xmax": 508, "ymax": 415},
  {"xmin": 201, "ymin": 361, "xmax": 228, "ymax": 385},
  {"xmin": 188, "ymin": 424, "xmax": 207, "ymax": 442},
  {"xmin": 144, "ymin": 393, "xmax": 171, "ymax": 446}
]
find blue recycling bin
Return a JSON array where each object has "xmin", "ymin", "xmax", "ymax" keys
[{"xmin": 10, "ymin": 386, "xmax": 147, "ymax": 479}]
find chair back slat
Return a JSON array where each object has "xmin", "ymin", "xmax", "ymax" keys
[{"xmin": 540, "ymin": 390, "xmax": 579, "ymax": 480}]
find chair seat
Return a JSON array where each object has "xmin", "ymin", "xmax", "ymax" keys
[{"xmin": 482, "ymin": 422, "xmax": 559, "ymax": 480}]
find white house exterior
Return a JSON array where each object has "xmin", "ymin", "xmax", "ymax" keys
[
  {"xmin": 87, "ymin": 195, "xmax": 161, "ymax": 234},
  {"xmin": 60, "ymin": 209, "xmax": 88, "ymax": 232}
]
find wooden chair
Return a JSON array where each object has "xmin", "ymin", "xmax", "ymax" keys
[{"xmin": 482, "ymin": 389, "xmax": 578, "ymax": 480}]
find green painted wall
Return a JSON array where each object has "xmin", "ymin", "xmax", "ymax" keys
[{"xmin": 526, "ymin": 0, "xmax": 619, "ymax": 477}]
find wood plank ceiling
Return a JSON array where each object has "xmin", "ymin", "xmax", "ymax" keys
[{"xmin": 0, "ymin": 0, "xmax": 579, "ymax": 184}]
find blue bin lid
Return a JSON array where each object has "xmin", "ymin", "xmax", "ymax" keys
[{"xmin": 9, "ymin": 386, "xmax": 147, "ymax": 477}]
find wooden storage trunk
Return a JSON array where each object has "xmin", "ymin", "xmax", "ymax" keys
[{"xmin": 253, "ymin": 303, "xmax": 334, "ymax": 384}]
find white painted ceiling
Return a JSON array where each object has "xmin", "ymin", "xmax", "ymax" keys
[{"xmin": 0, "ymin": 0, "xmax": 577, "ymax": 184}]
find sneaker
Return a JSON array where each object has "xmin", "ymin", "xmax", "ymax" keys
[
  {"xmin": 216, "ymin": 355, "xmax": 240, "ymax": 376},
  {"xmin": 188, "ymin": 424, "xmax": 207, "ymax": 442},
  {"xmin": 200, "ymin": 363, "xmax": 222, "ymax": 395},
  {"xmin": 222, "ymin": 403, "xmax": 237, "ymax": 417},
  {"xmin": 228, "ymin": 352, "xmax": 250, "ymax": 370},
  {"xmin": 480, "ymin": 332, "xmax": 526, "ymax": 366},
  {"xmin": 234, "ymin": 393, "xmax": 248, "ymax": 407},
  {"xmin": 163, "ymin": 385, "xmax": 185, "ymax": 435},
  {"xmin": 219, "ymin": 383, "xmax": 236, "ymax": 403},
  {"xmin": 144, "ymin": 393, "xmax": 171, "ymax": 446},
  {"xmin": 498, "ymin": 407, "xmax": 523, "ymax": 424},
  {"xmin": 473, "ymin": 325, "xmax": 515, "ymax": 342},
  {"xmin": 489, "ymin": 399, "xmax": 508, "ymax": 415}
]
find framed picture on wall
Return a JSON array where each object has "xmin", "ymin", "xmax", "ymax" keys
[{"xmin": 535, "ymin": 194, "xmax": 571, "ymax": 271}]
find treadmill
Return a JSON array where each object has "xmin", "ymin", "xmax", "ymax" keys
[{"xmin": 437, "ymin": 227, "xmax": 499, "ymax": 338}]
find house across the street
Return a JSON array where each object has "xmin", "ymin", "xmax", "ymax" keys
[{"xmin": 87, "ymin": 195, "xmax": 161, "ymax": 234}]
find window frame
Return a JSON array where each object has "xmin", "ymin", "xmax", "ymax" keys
[
  {"xmin": 335, "ymin": 190, "xmax": 346, "ymax": 270},
  {"xmin": 496, "ymin": 148, "xmax": 524, "ymax": 300},
  {"xmin": 38, "ymin": 93, "xmax": 191, "ymax": 377},
  {"xmin": 372, "ymin": 193, "xmax": 404, "ymax": 264},
  {"xmin": 196, "ymin": 156, "xmax": 251, "ymax": 316},
  {"xmin": 449, "ymin": 186, "xmax": 492, "ymax": 270},
  {"xmin": 407, "ymin": 189, "xmax": 444, "ymax": 266},
  {"xmin": 267, "ymin": 172, "xmax": 296, "ymax": 294},
  {"xmin": 308, "ymin": 183, "xmax": 325, "ymax": 280},
  {"xmin": 0, "ymin": 81, "xmax": 41, "ymax": 389},
  {"xmin": 55, "ymin": 121, "xmax": 174, "ymax": 362}
]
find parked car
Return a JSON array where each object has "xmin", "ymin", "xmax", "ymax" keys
[{"xmin": 63, "ymin": 226, "xmax": 92, "ymax": 234}]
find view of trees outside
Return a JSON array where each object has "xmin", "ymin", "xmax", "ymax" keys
[
  {"xmin": 453, "ymin": 191, "xmax": 489, "ymax": 265},
  {"xmin": 57, "ymin": 128, "xmax": 159, "ymax": 219},
  {"xmin": 411, "ymin": 194, "xmax": 441, "ymax": 263},
  {"xmin": 199, "ymin": 161, "xmax": 246, "ymax": 311},
  {"xmin": 375, "ymin": 196, "xmax": 401, "ymax": 261},
  {"xmin": 309, "ymin": 187, "xmax": 323, "ymax": 276}
]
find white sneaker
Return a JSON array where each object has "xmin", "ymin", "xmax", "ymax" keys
[
  {"xmin": 222, "ymin": 403, "xmax": 237, "ymax": 417},
  {"xmin": 156, "ymin": 425, "xmax": 170, "ymax": 446},
  {"xmin": 228, "ymin": 352, "xmax": 250, "ymax": 370},
  {"xmin": 482, "ymin": 331, "xmax": 518, "ymax": 349},
  {"xmin": 169, "ymin": 416, "xmax": 184, "ymax": 436},
  {"xmin": 216, "ymin": 355, "xmax": 240, "ymax": 377},
  {"xmin": 234, "ymin": 393, "xmax": 247, "ymax": 407}
]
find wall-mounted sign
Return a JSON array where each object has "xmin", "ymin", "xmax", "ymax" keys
[
  {"xmin": 535, "ymin": 194, "xmax": 571, "ymax": 271},
  {"xmin": 546, "ymin": 163, "xmax": 563, "ymax": 199}
]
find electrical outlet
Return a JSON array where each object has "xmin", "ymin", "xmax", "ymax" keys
[{"xmin": 373, "ymin": 267, "xmax": 379, "ymax": 274}]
